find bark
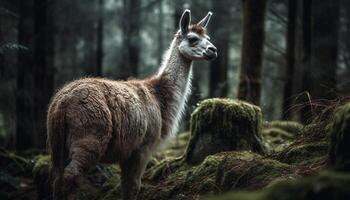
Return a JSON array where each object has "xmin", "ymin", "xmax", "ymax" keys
[
  {"xmin": 237, "ymin": 0, "xmax": 267, "ymax": 105},
  {"xmin": 282, "ymin": 0, "xmax": 297, "ymax": 119}
]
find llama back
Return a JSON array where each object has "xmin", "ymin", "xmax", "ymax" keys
[{"xmin": 47, "ymin": 78, "xmax": 163, "ymax": 163}]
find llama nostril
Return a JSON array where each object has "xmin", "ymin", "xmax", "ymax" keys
[{"xmin": 207, "ymin": 46, "xmax": 217, "ymax": 53}]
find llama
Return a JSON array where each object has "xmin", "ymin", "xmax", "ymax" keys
[{"xmin": 47, "ymin": 9, "xmax": 217, "ymax": 200}]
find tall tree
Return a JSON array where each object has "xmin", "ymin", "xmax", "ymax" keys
[
  {"xmin": 96, "ymin": 0, "xmax": 104, "ymax": 76},
  {"xmin": 119, "ymin": 0, "xmax": 141, "ymax": 79},
  {"xmin": 16, "ymin": 0, "xmax": 55, "ymax": 149},
  {"xmin": 237, "ymin": 0, "xmax": 267, "ymax": 105},
  {"xmin": 299, "ymin": 0, "xmax": 339, "ymax": 121},
  {"xmin": 208, "ymin": 0, "xmax": 231, "ymax": 97},
  {"xmin": 282, "ymin": 0, "xmax": 297, "ymax": 119},
  {"xmin": 292, "ymin": 0, "xmax": 311, "ymax": 121},
  {"xmin": 309, "ymin": 0, "xmax": 339, "ymax": 99},
  {"xmin": 33, "ymin": 0, "xmax": 55, "ymax": 148},
  {"xmin": 16, "ymin": 0, "xmax": 36, "ymax": 150}
]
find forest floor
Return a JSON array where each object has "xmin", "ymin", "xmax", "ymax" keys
[{"xmin": 1, "ymin": 98, "xmax": 350, "ymax": 200}]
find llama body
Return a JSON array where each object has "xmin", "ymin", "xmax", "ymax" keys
[{"xmin": 47, "ymin": 10, "xmax": 217, "ymax": 200}]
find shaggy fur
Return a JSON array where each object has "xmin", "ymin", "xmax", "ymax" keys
[
  {"xmin": 47, "ymin": 10, "xmax": 216, "ymax": 200},
  {"xmin": 48, "ymin": 35, "xmax": 193, "ymax": 200}
]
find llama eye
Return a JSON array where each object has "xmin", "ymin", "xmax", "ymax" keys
[{"xmin": 188, "ymin": 37, "xmax": 199, "ymax": 44}]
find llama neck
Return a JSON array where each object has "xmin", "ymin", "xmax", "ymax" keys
[
  {"xmin": 154, "ymin": 37, "xmax": 193, "ymax": 137},
  {"xmin": 158, "ymin": 38, "xmax": 192, "ymax": 79}
]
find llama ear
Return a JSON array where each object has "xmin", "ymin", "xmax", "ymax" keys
[
  {"xmin": 179, "ymin": 9, "xmax": 191, "ymax": 34},
  {"xmin": 197, "ymin": 11, "xmax": 213, "ymax": 28}
]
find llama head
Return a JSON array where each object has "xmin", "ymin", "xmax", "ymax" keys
[{"xmin": 178, "ymin": 10, "xmax": 217, "ymax": 61}]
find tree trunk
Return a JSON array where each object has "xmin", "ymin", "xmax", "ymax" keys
[
  {"xmin": 16, "ymin": 0, "xmax": 36, "ymax": 150},
  {"xmin": 300, "ymin": 0, "xmax": 339, "ymax": 122},
  {"xmin": 119, "ymin": 0, "xmax": 141, "ymax": 79},
  {"xmin": 96, "ymin": 0, "xmax": 103, "ymax": 77},
  {"xmin": 237, "ymin": 0, "xmax": 267, "ymax": 105},
  {"xmin": 208, "ymin": 0, "xmax": 230, "ymax": 97},
  {"xmin": 282, "ymin": 0, "xmax": 297, "ymax": 119},
  {"xmin": 292, "ymin": 0, "xmax": 312, "ymax": 122},
  {"xmin": 309, "ymin": 0, "xmax": 339, "ymax": 99},
  {"xmin": 16, "ymin": 0, "xmax": 55, "ymax": 150},
  {"xmin": 33, "ymin": 0, "xmax": 55, "ymax": 148}
]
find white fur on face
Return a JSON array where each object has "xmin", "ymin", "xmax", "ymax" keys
[{"xmin": 178, "ymin": 32, "xmax": 215, "ymax": 60}]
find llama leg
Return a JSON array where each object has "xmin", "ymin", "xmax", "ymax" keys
[
  {"xmin": 63, "ymin": 137, "xmax": 103, "ymax": 200},
  {"xmin": 120, "ymin": 146, "xmax": 152, "ymax": 200}
]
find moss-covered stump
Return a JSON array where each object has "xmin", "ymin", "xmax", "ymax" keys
[
  {"xmin": 185, "ymin": 98, "xmax": 266, "ymax": 165},
  {"xmin": 203, "ymin": 170, "xmax": 350, "ymax": 200},
  {"xmin": 328, "ymin": 103, "xmax": 350, "ymax": 171}
]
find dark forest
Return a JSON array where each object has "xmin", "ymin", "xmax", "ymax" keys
[{"xmin": 1, "ymin": 0, "xmax": 350, "ymax": 200}]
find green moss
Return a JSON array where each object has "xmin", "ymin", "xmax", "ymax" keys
[
  {"xmin": 328, "ymin": 102, "xmax": 350, "ymax": 171},
  {"xmin": 185, "ymin": 98, "xmax": 266, "ymax": 165},
  {"xmin": 203, "ymin": 170, "xmax": 350, "ymax": 200},
  {"xmin": 262, "ymin": 128, "xmax": 294, "ymax": 152},
  {"xmin": 275, "ymin": 141, "xmax": 328, "ymax": 165},
  {"xmin": 153, "ymin": 132, "xmax": 190, "ymax": 162},
  {"xmin": 129, "ymin": 151, "xmax": 293, "ymax": 200},
  {"xmin": 0, "ymin": 147, "xmax": 30, "ymax": 175},
  {"xmin": 265, "ymin": 121, "xmax": 304, "ymax": 136},
  {"xmin": 32, "ymin": 155, "xmax": 51, "ymax": 174}
]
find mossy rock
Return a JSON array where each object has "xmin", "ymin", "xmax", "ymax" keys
[
  {"xmin": 328, "ymin": 102, "xmax": 350, "ymax": 171},
  {"xmin": 122, "ymin": 151, "xmax": 294, "ymax": 200},
  {"xmin": 275, "ymin": 141, "xmax": 329, "ymax": 166},
  {"xmin": 32, "ymin": 154, "xmax": 122, "ymax": 200},
  {"xmin": 262, "ymin": 128, "xmax": 294, "ymax": 152},
  {"xmin": 271, "ymin": 118, "xmax": 330, "ymax": 167},
  {"xmin": 261, "ymin": 121, "xmax": 304, "ymax": 153},
  {"xmin": 185, "ymin": 98, "xmax": 266, "ymax": 165},
  {"xmin": 264, "ymin": 120, "xmax": 304, "ymax": 136},
  {"xmin": 203, "ymin": 170, "xmax": 350, "ymax": 200}
]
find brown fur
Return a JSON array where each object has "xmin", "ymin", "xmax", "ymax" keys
[
  {"xmin": 47, "ymin": 36, "xmax": 193, "ymax": 200},
  {"xmin": 47, "ymin": 10, "xmax": 214, "ymax": 200},
  {"xmin": 189, "ymin": 24, "xmax": 207, "ymax": 35}
]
